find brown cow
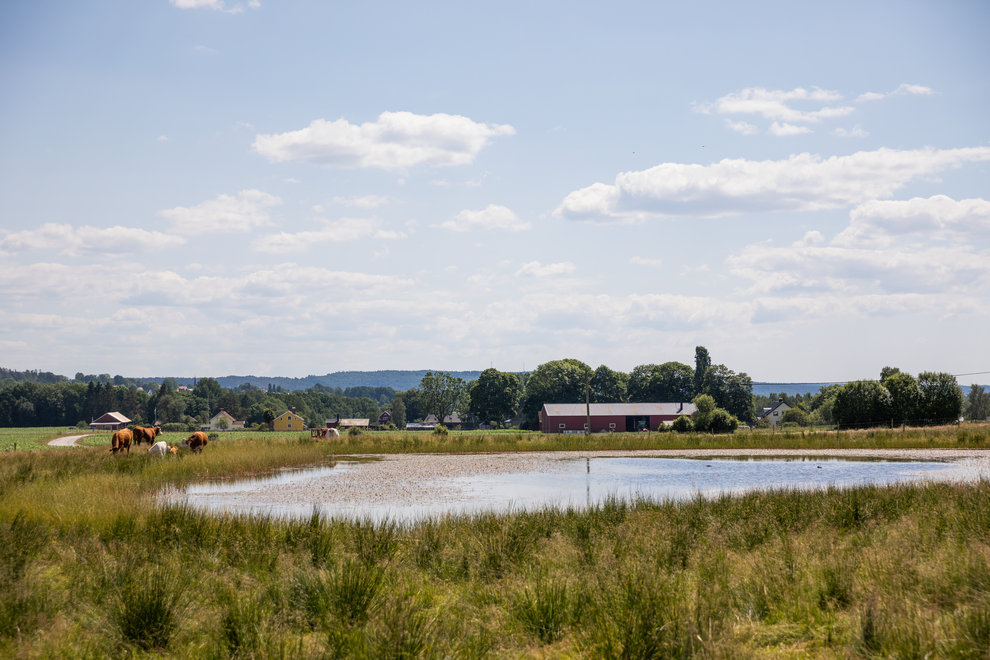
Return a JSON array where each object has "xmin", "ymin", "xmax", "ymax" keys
[
  {"xmin": 110, "ymin": 428, "xmax": 133, "ymax": 455},
  {"xmin": 131, "ymin": 426, "xmax": 162, "ymax": 446},
  {"xmin": 182, "ymin": 431, "xmax": 209, "ymax": 453}
]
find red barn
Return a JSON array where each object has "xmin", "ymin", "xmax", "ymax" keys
[{"xmin": 539, "ymin": 402, "xmax": 697, "ymax": 433}]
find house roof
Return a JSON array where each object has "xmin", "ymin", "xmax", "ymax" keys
[
  {"xmin": 757, "ymin": 399, "xmax": 790, "ymax": 419},
  {"xmin": 541, "ymin": 403, "xmax": 698, "ymax": 417},
  {"xmin": 423, "ymin": 414, "xmax": 461, "ymax": 424},
  {"xmin": 92, "ymin": 411, "xmax": 131, "ymax": 424},
  {"xmin": 211, "ymin": 409, "xmax": 239, "ymax": 422},
  {"xmin": 275, "ymin": 411, "xmax": 304, "ymax": 420},
  {"xmin": 338, "ymin": 418, "xmax": 370, "ymax": 427}
]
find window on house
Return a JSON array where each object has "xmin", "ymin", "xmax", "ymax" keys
[
  {"xmin": 609, "ymin": 423, "xmax": 616, "ymax": 429},
  {"xmin": 558, "ymin": 423, "xmax": 566, "ymax": 429}
]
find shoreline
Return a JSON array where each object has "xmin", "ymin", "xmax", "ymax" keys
[{"xmin": 173, "ymin": 448, "xmax": 990, "ymax": 521}]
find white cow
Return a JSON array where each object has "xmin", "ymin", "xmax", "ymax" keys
[
  {"xmin": 148, "ymin": 440, "xmax": 176, "ymax": 457},
  {"xmin": 328, "ymin": 427, "xmax": 340, "ymax": 438}
]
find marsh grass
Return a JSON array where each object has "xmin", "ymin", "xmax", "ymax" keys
[
  {"xmin": 107, "ymin": 564, "xmax": 186, "ymax": 651},
  {"xmin": 2, "ymin": 430, "xmax": 989, "ymax": 656}
]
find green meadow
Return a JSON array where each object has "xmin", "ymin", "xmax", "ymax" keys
[{"xmin": 1, "ymin": 427, "xmax": 988, "ymax": 657}]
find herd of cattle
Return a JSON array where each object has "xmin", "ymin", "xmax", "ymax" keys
[{"xmin": 109, "ymin": 426, "xmax": 209, "ymax": 456}]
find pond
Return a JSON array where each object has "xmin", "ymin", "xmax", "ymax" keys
[{"xmin": 168, "ymin": 453, "xmax": 972, "ymax": 524}]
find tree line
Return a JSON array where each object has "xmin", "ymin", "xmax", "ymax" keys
[
  {"xmin": 754, "ymin": 367, "xmax": 982, "ymax": 429},
  {"xmin": 390, "ymin": 347, "xmax": 755, "ymax": 430},
  {"xmin": 0, "ymin": 378, "xmax": 390, "ymax": 430}
]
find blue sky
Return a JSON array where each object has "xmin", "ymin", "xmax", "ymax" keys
[{"xmin": 1, "ymin": 1, "xmax": 988, "ymax": 382}]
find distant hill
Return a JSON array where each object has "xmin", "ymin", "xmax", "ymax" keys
[
  {"xmin": 208, "ymin": 370, "xmax": 485, "ymax": 392},
  {"xmin": 751, "ymin": 382, "xmax": 843, "ymax": 396},
  {"xmin": 2, "ymin": 367, "xmax": 986, "ymax": 397}
]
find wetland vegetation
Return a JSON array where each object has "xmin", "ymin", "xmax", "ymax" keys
[{"xmin": 1, "ymin": 427, "xmax": 988, "ymax": 656}]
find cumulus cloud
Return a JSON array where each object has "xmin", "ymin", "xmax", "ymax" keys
[
  {"xmin": 834, "ymin": 195, "xmax": 990, "ymax": 247},
  {"xmin": 856, "ymin": 83, "xmax": 935, "ymax": 102},
  {"xmin": 439, "ymin": 205, "xmax": 530, "ymax": 232},
  {"xmin": 0, "ymin": 223, "xmax": 184, "ymax": 256},
  {"xmin": 158, "ymin": 189, "xmax": 281, "ymax": 235},
  {"xmin": 331, "ymin": 195, "xmax": 388, "ymax": 209},
  {"xmin": 516, "ymin": 261, "xmax": 576, "ymax": 277},
  {"xmin": 252, "ymin": 217, "xmax": 404, "ymax": 254},
  {"xmin": 630, "ymin": 256, "xmax": 662, "ymax": 267},
  {"xmin": 728, "ymin": 195, "xmax": 990, "ymax": 304},
  {"xmin": 768, "ymin": 122, "xmax": 812, "ymax": 136},
  {"xmin": 695, "ymin": 86, "xmax": 853, "ymax": 124},
  {"xmin": 554, "ymin": 146, "xmax": 990, "ymax": 222},
  {"xmin": 170, "ymin": 0, "xmax": 259, "ymax": 12},
  {"xmin": 834, "ymin": 125, "xmax": 868, "ymax": 138},
  {"xmin": 252, "ymin": 111, "xmax": 515, "ymax": 170},
  {"xmin": 725, "ymin": 120, "xmax": 759, "ymax": 135}
]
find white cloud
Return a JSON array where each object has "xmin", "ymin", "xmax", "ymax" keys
[
  {"xmin": 516, "ymin": 261, "xmax": 576, "ymax": 277},
  {"xmin": 158, "ymin": 189, "xmax": 281, "ymax": 235},
  {"xmin": 834, "ymin": 125, "xmax": 869, "ymax": 138},
  {"xmin": 856, "ymin": 83, "xmax": 935, "ymax": 103},
  {"xmin": 170, "ymin": 0, "xmax": 259, "ymax": 12},
  {"xmin": 253, "ymin": 217, "xmax": 404, "ymax": 254},
  {"xmin": 768, "ymin": 121, "xmax": 812, "ymax": 136},
  {"xmin": 725, "ymin": 120, "xmax": 759, "ymax": 135},
  {"xmin": 835, "ymin": 195, "xmax": 990, "ymax": 247},
  {"xmin": 630, "ymin": 256, "xmax": 662, "ymax": 267},
  {"xmin": 727, "ymin": 196, "xmax": 990, "ymax": 306},
  {"xmin": 252, "ymin": 111, "xmax": 515, "ymax": 170},
  {"xmin": 0, "ymin": 223, "xmax": 184, "ymax": 256},
  {"xmin": 439, "ymin": 205, "xmax": 530, "ymax": 232},
  {"xmin": 554, "ymin": 146, "xmax": 990, "ymax": 222},
  {"xmin": 331, "ymin": 195, "xmax": 388, "ymax": 209},
  {"xmin": 696, "ymin": 86, "xmax": 853, "ymax": 124}
]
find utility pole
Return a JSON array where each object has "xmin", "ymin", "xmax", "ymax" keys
[{"xmin": 585, "ymin": 371, "xmax": 591, "ymax": 436}]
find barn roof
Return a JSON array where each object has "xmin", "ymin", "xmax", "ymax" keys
[
  {"xmin": 541, "ymin": 403, "xmax": 697, "ymax": 417},
  {"xmin": 91, "ymin": 411, "xmax": 131, "ymax": 424}
]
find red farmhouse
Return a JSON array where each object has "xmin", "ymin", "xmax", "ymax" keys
[{"xmin": 539, "ymin": 402, "xmax": 697, "ymax": 433}]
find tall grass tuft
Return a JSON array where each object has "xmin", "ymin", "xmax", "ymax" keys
[
  {"xmin": 219, "ymin": 588, "xmax": 268, "ymax": 658},
  {"xmin": 291, "ymin": 559, "xmax": 386, "ymax": 630},
  {"xmin": 512, "ymin": 575, "xmax": 571, "ymax": 644},
  {"xmin": 108, "ymin": 565, "xmax": 185, "ymax": 651},
  {"xmin": 352, "ymin": 517, "xmax": 399, "ymax": 564}
]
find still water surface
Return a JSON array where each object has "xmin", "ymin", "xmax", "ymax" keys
[{"xmin": 173, "ymin": 456, "xmax": 957, "ymax": 524}]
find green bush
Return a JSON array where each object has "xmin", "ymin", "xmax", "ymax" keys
[
  {"xmin": 671, "ymin": 415, "xmax": 694, "ymax": 433},
  {"xmin": 433, "ymin": 424, "xmax": 448, "ymax": 436}
]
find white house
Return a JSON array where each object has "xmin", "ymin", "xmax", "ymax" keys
[
  {"xmin": 205, "ymin": 409, "xmax": 244, "ymax": 431},
  {"xmin": 757, "ymin": 399, "xmax": 791, "ymax": 427}
]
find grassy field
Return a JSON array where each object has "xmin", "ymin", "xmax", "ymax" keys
[
  {"xmin": 1, "ymin": 427, "xmax": 988, "ymax": 656},
  {"xmin": 6, "ymin": 422, "xmax": 990, "ymax": 455}
]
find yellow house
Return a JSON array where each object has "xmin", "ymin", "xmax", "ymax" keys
[{"xmin": 273, "ymin": 410, "xmax": 305, "ymax": 432}]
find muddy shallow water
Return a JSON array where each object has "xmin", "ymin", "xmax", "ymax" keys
[{"xmin": 165, "ymin": 449, "xmax": 990, "ymax": 524}]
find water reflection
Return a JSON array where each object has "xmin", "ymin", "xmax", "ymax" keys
[{"xmin": 172, "ymin": 456, "xmax": 957, "ymax": 524}]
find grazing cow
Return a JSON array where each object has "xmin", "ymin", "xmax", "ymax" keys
[
  {"xmin": 182, "ymin": 431, "xmax": 209, "ymax": 453},
  {"xmin": 131, "ymin": 426, "xmax": 163, "ymax": 446},
  {"xmin": 110, "ymin": 428, "xmax": 133, "ymax": 455},
  {"xmin": 148, "ymin": 441, "xmax": 176, "ymax": 457},
  {"xmin": 327, "ymin": 427, "xmax": 340, "ymax": 439}
]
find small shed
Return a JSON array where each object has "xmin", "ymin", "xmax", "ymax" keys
[{"xmin": 89, "ymin": 411, "xmax": 131, "ymax": 431}]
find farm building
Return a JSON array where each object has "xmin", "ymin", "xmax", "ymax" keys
[
  {"xmin": 89, "ymin": 411, "xmax": 131, "ymax": 431},
  {"xmin": 539, "ymin": 402, "xmax": 697, "ymax": 433},
  {"xmin": 325, "ymin": 416, "xmax": 370, "ymax": 429}
]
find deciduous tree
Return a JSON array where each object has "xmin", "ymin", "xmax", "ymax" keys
[
  {"xmin": 419, "ymin": 371, "xmax": 467, "ymax": 426},
  {"xmin": 468, "ymin": 368, "xmax": 520, "ymax": 427}
]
